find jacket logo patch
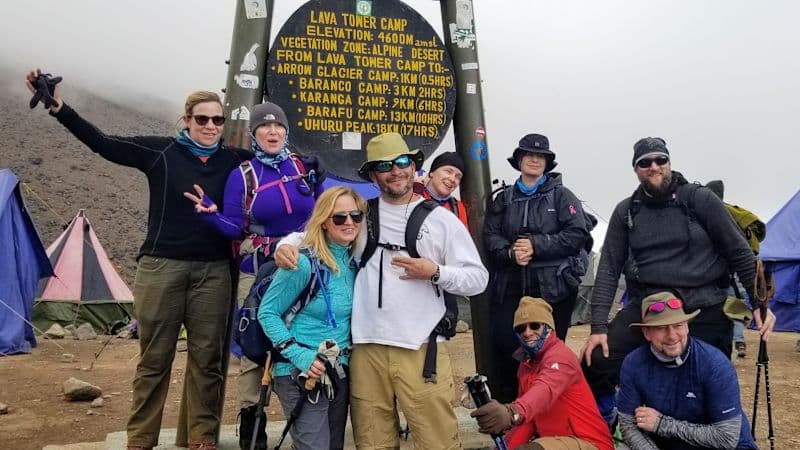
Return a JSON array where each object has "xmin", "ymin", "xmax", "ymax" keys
[
  {"xmin": 685, "ymin": 392, "xmax": 697, "ymax": 398},
  {"xmin": 550, "ymin": 362, "xmax": 559, "ymax": 370},
  {"xmin": 568, "ymin": 204, "xmax": 577, "ymax": 215},
  {"xmin": 547, "ymin": 208, "xmax": 556, "ymax": 212}
]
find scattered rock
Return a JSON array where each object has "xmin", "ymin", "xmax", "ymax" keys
[
  {"xmin": 64, "ymin": 324, "xmax": 77, "ymax": 337},
  {"xmin": 63, "ymin": 377, "xmax": 102, "ymax": 401},
  {"xmin": 455, "ymin": 320, "xmax": 470, "ymax": 333},
  {"xmin": 60, "ymin": 353, "xmax": 75, "ymax": 362},
  {"xmin": 103, "ymin": 394, "xmax": 111, "ymax": 399},
  {"xmin": 90, "ymin": 397, "xmax": 104, "ymax": 408},
  {"xmin": 44, "ymin": 323, "xmax": 66, "ymax": 339},
  {"xmin": 0, "ymin": 402, "xmax": 8, "ymax": 415},
  {"xmin": 29, "ymin": 157, "xmax": 43, "ymax": 165},
  {"xmin": 74, "ymin": 323, "xmax": 97, "ymax": 341},
  {"xmin": 86, "ymin": 409, "xmax": 95, "ymax": 415},
  {"xmin": 111, "ymin": 392, "xmax": 122, "ymax": 396},
  {"xmin": 116, "ymin": 329, "xmax": 132, "ymax": 339}
]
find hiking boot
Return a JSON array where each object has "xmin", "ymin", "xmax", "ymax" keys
[
  {"xmin": 735, "ymin": 341, "xmax": 746, "ymax": 358},
  {"xmin": 238, "ymin": 405, "xmax": 267, "ymax": 450},
  {"xmin": 189, "ymin": 442, "xmax": 217, "ymax": 450}
]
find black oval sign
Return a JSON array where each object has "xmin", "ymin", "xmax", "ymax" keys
[{"xmin": 266, "ymin": 0, "xmax": 456, "ymax": 180}]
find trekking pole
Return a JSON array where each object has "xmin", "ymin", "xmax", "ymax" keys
[
  {"xmin": 518, "ymin": 227, "xmax": 532, "ymax": 296},
  {"xmin": 750, "ymin": 260, "xmax": 775, "ymax": 449},
  {"xmin": 465, "ymin": 375, "xmax": 509, "ymax": 450},
  {"xmin": 251, "ymin": 352, "xmax": 273, "ymax": 450}
]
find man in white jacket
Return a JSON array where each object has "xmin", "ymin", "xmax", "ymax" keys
[{"xmin": 275, "ymin": 132, "xmax": 488, "ymax": 449}]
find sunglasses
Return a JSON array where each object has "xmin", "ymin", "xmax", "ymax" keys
[
  {"xmin": 514, "ymin": 322, "xmax": 543, "ymax": 334},
  {"xmin": 636, "ymin": 156, "xmax": 669, "ymax": 169},
  {"xmin": 647, "ymin": 298, "xmax": 683, "ymax": 313},
  {"xmin": 372, "ymin": 155, "xmax": 413, "ymax": 173},
  {"xmin": 330, "ymin": 210, "xmax": 364, "ymax": 226},
  {"xmin": 191, "ymin": 114, "xmax": 226, "ymax": 126}
]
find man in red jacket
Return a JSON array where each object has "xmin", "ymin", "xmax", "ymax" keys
[{"xmin": 471, "ymin": 297, "xmax": 613, "ymax": 450}]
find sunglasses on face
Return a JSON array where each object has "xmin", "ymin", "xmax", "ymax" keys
[
  {"xmin": 330, "ymin": 210, "xmax": 364, "ymax": 226},
  {"xmin": 191, "ymin": 114, "xmax": 226, "ymax": 126},
  {"xmin": 647, "ymin": 298, "xmax": 683, "ymax": 313},
  {"xmin": 514, "ymin": 322, "xmax": 543, "ymax": 334},
  {"xmin": 636, "ymin": 156, "xmax": 669, "ymax": 169},
  {"xmin": 372, "ymin": 155, "xmax": 412, "ymax": 173}
]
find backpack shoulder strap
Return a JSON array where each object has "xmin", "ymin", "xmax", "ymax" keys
[
  {"xmin": 405, "ymin": 199, "xmax": 440, "ymax": 259},
  {"xmin": 239, "ymin": 160, "xmax": 258, "ymax": 229},
  {"xmin": 360, "ymin": 197, "xmax": 381, "ymax": 268}
]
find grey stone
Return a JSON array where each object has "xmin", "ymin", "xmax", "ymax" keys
[
  {"xmin": 456, "ymin": 320, "xmax": 470, "ymax": 333},
  {"xmin": 44, "ymin": 323, "xmax": 66, "ymax": 339},
  {"xmin": 64, "ymin": 324, "xmax": 77, "ymax": 337},
  {"xmin": 116, "ymin": 329, "xmax": 132, "ymax": 339},
  {"xmin": 74, "ymin": 323, "xmax": 98, "ymax": 341},
  {"xmin": 0, "ymin": 402, "xmax": 8, "ymax": 414},
  {"xmin": 86, "ymin": 409, "xmax": 95, "ymax": 415},
  {"xmin": 61, "ymin": 353, "xmax": 76, "ymax": 362},
  {"xmin": 91, "ymin": 397, "xmax": 104, "ymax": 408},
  {"xmin": 63, "ymin": 377, "xmax": 102, "ymax": 401}
]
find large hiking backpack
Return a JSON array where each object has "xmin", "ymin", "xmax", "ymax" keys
[{"xmin": 234, "ymin": 248, "xmax": 328, "ymax": 366}]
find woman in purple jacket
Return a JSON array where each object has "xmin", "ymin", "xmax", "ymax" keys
[{"xmin": 184, "ymin": 101, "xmax": 324, "ymax": 450}]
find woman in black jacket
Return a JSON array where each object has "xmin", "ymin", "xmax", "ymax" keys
[
  {"xmin": 484, "ymin": 133, "xmax": 593, "ymax": 403},
  {"xmin": 26, "ymin": 69, "xmax": 250, "ymax": 450}
]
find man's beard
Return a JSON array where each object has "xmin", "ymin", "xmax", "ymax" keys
[
  {"xmin": 640, "ymin": 171, "xmax": 672, "ymax": 197},
  {"xmin": 380, "ymin": 174, "xmax": 413, "ymax": 199}
]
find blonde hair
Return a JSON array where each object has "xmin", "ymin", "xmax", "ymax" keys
[
  {"xmin": 183, "ymin": 90, "xmax": 222, "ymax": 117},
  {"xmin": 301, "ymin": 187, "xmax": 367, "ymax": 274}
]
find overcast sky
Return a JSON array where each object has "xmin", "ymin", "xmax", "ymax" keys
[{"xmin": 2, "ymin": 0, "xmax": 798, "ymax": 237}]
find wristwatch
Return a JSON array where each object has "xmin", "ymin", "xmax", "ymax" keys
[
  {"xmin": 430, "ymin": 265, "xmax": 441, "ymax": 283},
  {"xmin": 507, "ymin": 403, "xmax": 523, "ymax": 427}
]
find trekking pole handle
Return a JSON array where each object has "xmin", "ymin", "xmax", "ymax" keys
[
  {"xmin": 304, "ymin": 354, "xmax": 325, "ymax": 391},
  {"xmin": 261, "ymin": 352, "xmax": 273, "ymax": 386}
]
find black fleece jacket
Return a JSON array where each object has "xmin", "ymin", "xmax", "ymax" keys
[
  {"xmin": 590, "ymin": 172, "xmax": 755, "ymax": 333},
  {"xmin": 53, "ymin": 104, "xmax": 251, "ymax": 261}
]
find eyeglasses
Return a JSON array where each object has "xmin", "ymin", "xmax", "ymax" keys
[
  {"xmin": 647, "ymin": 298, "xmax": 683, "ymax": 313},
  {"xmin": 636, "ymin": 156, "xmax": 669, "ymax": 169},
  {"xmin": 372, "ymin": 155, "xmax": 413, "ymax": 173},
  {"xmin": 191, "ymin": 115, "xmax": 226, "ymax": 126},
  {"xmin": 514, "ymin": 322, "xmax": 543, "ymax": 334},
  {"xmin": 330, "ymin": 210, "xmax": 364, "ymax": 226}
]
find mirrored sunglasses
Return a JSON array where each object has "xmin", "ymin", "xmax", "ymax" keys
[
  {"xmin": 372, "ymin": 155, "xmax": 412, "ymax": 173},
  {"xmin": 191, "ymin": 114, "xmax": 226, "ymax": 126},
  {"xmin": 636, "ymin": 156, "xmax": 669, "ymax": 169},
  {"xmin": 330, "ymin": 210, "xmax": 364, "ymax": 226},
  {"xmin": 647, "ymin": 298, "xmax": 683, "ymax": 313},
  {"xmin": 514, "ymin": 322, "xmax": 543, "ymax": 334}
]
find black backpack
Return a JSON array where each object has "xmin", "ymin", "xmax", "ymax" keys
[
  {"xmin": 234, "ymin": 248, "xmax": 328, "ymax": 366},
  {"xmin": 360, "ymin": 197, "xmax": 459, "ymax": 382}
]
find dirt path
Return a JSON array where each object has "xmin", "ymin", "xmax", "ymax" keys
[{"xmin": 1, "ymin": 325, "xmax": 797, "ymax": 449}]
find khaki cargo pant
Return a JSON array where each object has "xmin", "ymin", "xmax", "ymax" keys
[
  {"xmin": 350, "ymin": 342, "xmax": 461, "ymax": 450},
  {"xmin": 126, "ymin": 256, "xmax": 231, "ymax": 447}
]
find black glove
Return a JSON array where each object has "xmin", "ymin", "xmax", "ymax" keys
[
  {"xmin": 470, "ymin": 399, "xmax": 512, "ymax": 435},
  {"xmin": 29, "ymin": 73, "xmax": 62, "ymax": 109}
]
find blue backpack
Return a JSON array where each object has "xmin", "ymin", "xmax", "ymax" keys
[{"xmin": 233, "ymin": 248, "xmax": 328, "ymax": 366}]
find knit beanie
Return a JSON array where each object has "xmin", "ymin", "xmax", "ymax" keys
[
  {"xmin": 513, "ymin": 297, "xmax": 555, "ymax": 330},
  {"xmin": 430, "ymin": 152, "xmax": 465, "ymax": 175},
  {"xmin": 632, "ymin": 137, "xmax": 669, "ymax": 167},
  {"xmin": 249, "ymin": 101, "xmax": 289, "ymax": 133}
]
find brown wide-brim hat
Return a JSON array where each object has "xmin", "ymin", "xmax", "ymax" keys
[
  {"xmin": 357, "ymin": 132, "xmax": 424, "ymax": 181},
  {"xmin": 630, "ymin": 291, "xmax": 700, "ymax": 328}
]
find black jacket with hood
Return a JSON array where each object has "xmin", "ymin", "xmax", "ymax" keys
[
  {"xmin": 484, "ymin": 172, "xmax": 593, "ymax": 303},
  {"xmin": 589, "ymin": 171, "xmax": 756, "ymax": 334}
]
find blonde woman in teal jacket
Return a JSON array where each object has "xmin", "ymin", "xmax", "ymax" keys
[{"xmin": 258, "ymin": 186, "xmax": 365, "ymax": 450}]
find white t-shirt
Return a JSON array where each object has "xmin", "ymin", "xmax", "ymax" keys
[{"xmin": 351, "ymin": 197, "xmax": 487, "ymax": 349}]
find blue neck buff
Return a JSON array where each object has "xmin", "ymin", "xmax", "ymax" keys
[
  {"xmin": 515, "ymin": 324, "xmax": 550, "ymax": 359},
  {"xmin": 516, "ymin": 175, "xmax": 547, "ymax": 196},
  {"xmin": 426, "ymin": 185, "xmax": 451, "ymax": 202},
  {"xmin": 177, "ymin": 129, "xmax": 220, "ymax": 157},
  {"xmin": 252, "ymin": 129, "xmax": 290, "ymax": 170}
]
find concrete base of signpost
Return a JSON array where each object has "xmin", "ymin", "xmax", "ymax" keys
[{"xmin": 41, "ymin": 406, "xmax": 495, "ymax": 450}]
